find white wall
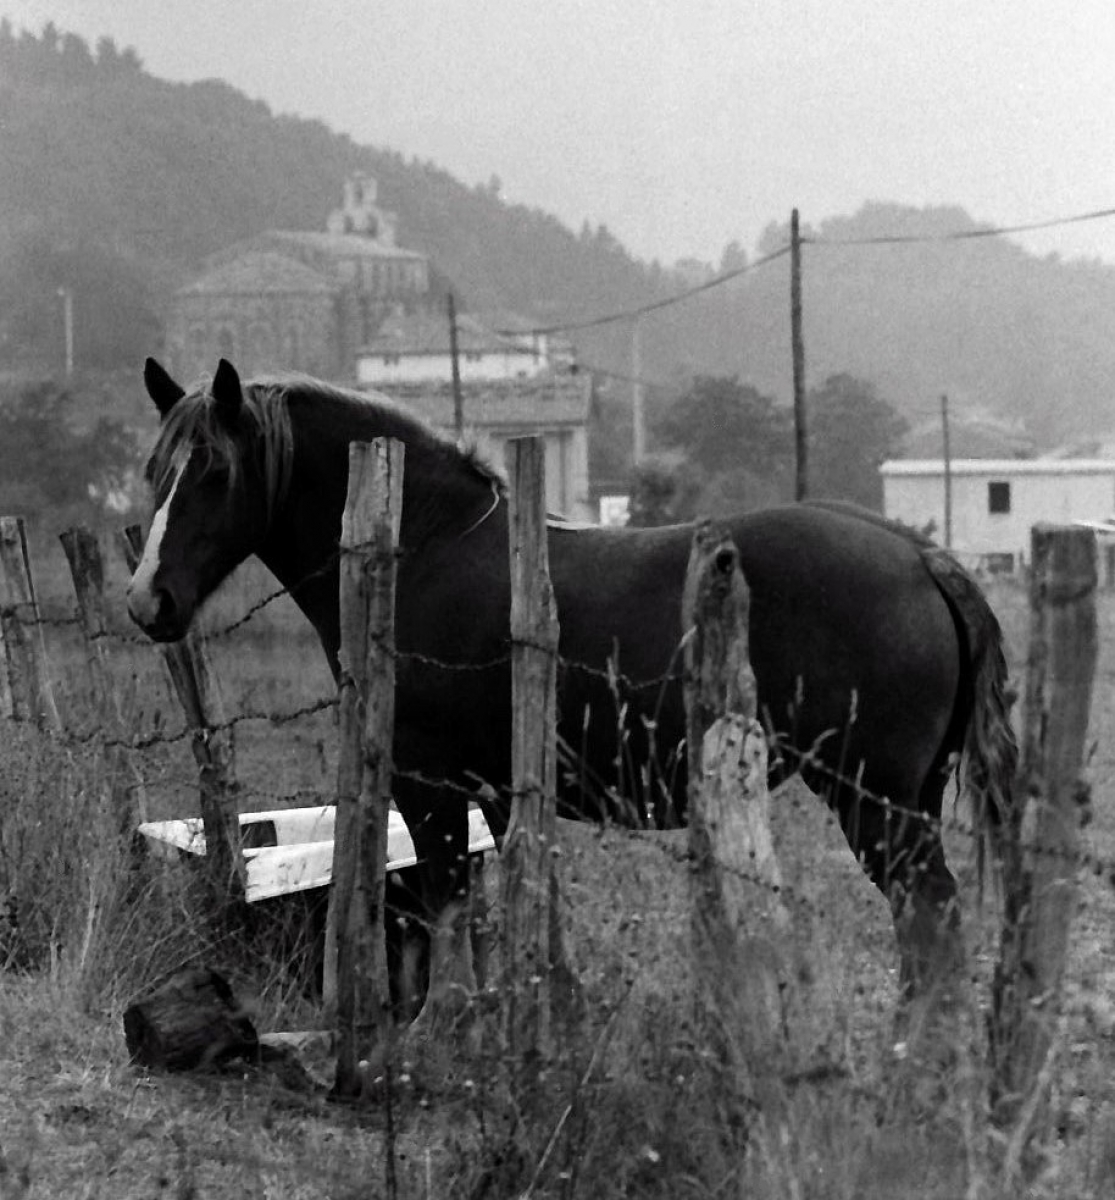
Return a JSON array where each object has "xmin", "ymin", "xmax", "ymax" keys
[
  {"xmin": 474, "ymin": 427, "xmax": 591, "ymax": 522},
  {"xmin": 356, "ymin": 348, "xmax": 544, "ymax": 385},
  {"xmin": 883, "ymin": 468, "xmax": 1115, "ymax": 561}
]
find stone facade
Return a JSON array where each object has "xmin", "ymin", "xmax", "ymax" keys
[
  {"xmin": 369, "ymin": 371, "xmax": 593, "ymax": 521},
  {"xmin": 166, "ymin": 174, "xmax": 430, "ymax": 382}
]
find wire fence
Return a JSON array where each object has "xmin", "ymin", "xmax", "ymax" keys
[
  {"xmin": 2, "ymin": 506, "xmax": 1113, "ymax": 1195},
  {"xmin": 3, "ymin": 520, "xmax": 1112, "ymax": 886}
]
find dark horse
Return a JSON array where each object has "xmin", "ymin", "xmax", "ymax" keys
[{"xmin": 127, "ymin": 358, "xmax": 1016, "ymax": 1018}]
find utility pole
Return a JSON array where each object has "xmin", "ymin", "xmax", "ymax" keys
[
  {"xmin": 631, "ymin": 317, "xmax": 646, "ymax": 465},
  {"xmin": 790, "ymin": 210, "xmax": 807, "ymax": 501},
  {"xmin": 57, "ymin": 286, "xmax": 74, "ymax": 378},
  {"xmin": 941, "ymin": 392, "xmax": 953, "ymax": 549},
  {"xmin": 448, "ymin": 292, "xmax": 464, "ymax": 441}
]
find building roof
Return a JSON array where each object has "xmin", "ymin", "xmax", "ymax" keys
[
  {"xmin": 880, "ymin": 458, "xmax": 1115, "ymax": 477},
  {"xmin": 177, "ymin": 251, "xmax": 334, "ymax": 296},
  {"xmin": 362, "ymin": 310, "xmax": 535, "ymax": 357},
  {"xmin": 367, "ymin": 371, "xmax": 589, "ymax": 428},
  {"xmin": 1047, "ymin": 434, "xmax": 1115, "ymax": 459},
  {"xmin": 901, "ymin": 418, "xmax": 1035, "ymax": 459},
  {"xmin": 262, "ymin": 230, "xmax": 427, "ymax": 262}
]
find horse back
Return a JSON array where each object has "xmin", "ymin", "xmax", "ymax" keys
[{"xmin": 547, "ymin": 504, "xmax": 962, "ymax": 816}]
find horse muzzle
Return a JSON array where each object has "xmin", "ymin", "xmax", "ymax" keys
[{"xmin": 126, "ymin": 581, "xmax": 188, "ymax": 642}]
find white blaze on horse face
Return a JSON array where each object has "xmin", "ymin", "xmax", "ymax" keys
[{"xmin": 127, "ymin": 454, "xmax": 188, "ymax": 627}]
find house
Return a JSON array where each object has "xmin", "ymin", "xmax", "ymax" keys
[
  {"xmin": 363, "ymin": 372, "xmax": 593, "ymax": 523},
  {"xmin": 355, "ymin": 311, "xmax": 591, "ymax": 521},
  {"xmin": 165, "ymin": 173, "xmax": 430, "ymax": 381},
  {"xmin": 879, "ymin": 458, "xmax": 1115, "ymax": 572},
  {"xmin": 356, "ymin": 310, "xmax": 548, "ymax": 386}
]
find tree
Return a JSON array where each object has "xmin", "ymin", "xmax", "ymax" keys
[
  {"xmin": 719, "ymin": 240, "xmax": 748, "ymax": 274},
  {"xmin": 807, "ymin": 373, "xmax": 908, "ymax": 510},
  {"xmin": 0, "ymin": 236, "xmax": 161, "ymax": 372},
  {"xmin": 644, "ymin": 375, "xmax": 795, "ymax": 518},
  {"xmin": 628, "ymin": 458, "xmax": 699, "ymax": 527},
  {"xmin": 655, "ymin": 374, "xmax": 793, "ymax": 483},
  {"xmin": 0, "ymin": 381, "xmax": 139, "ymax": 519}
]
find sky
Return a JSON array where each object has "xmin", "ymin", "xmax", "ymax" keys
[{"xmin": 7, "ymin": 0, "xmax": 1115, "ymax": 268}]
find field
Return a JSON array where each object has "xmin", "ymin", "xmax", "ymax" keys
[{"xmin": 2, "ymin": 534, "xmax": 1115, "ymax": 1199}]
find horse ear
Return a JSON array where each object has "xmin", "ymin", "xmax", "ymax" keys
[
  {"xmin": 144, "ymin": 358, "xmax": 185, "ymax": 418},
  {"xmin": 211, "ymin": 358, "xmax": 244, "ymax": 424}
]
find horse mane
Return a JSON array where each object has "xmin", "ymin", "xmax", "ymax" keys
[
  {"xmin": 147, "ymin": 373, "xmax": 295, "ymax": 518},
  {"xmin": 147, "ymin": 372, "xmax": 506, "ymax": 517}
]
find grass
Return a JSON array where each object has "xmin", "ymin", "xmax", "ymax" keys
[{"xmin": 2, "ymin": 543, "xmax": 1115, "ymax": 1196}]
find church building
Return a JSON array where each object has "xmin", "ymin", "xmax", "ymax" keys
[{"xmin": 165, "ymin": 174, "xmax": 430, "ymax": 381}]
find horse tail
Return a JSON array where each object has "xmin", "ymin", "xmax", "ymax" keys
[
  {"xmin": 921, "ymin": 545, "xmax": 1018, "ymax": 889},
  {"xmin": 801, "ymin": 500, "xmax": 1018, "ymax": 882}
]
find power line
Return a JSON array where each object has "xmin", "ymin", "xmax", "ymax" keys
[
  {"xmin": 570, "ymin": 360, "xmax": 679, "ymax": 392},
  {"xmin": 496, "ymin": 243, "xmax": 792, "ymax": 338},
  {"xmin": 805, "ymin": 203, "xmax": 1115, "ymax": 247},
  {"xmin": 498, "ymin": 201, "xmax": 1115, "ymax": 345}
]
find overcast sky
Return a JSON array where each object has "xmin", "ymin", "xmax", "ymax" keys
[{"xmin": 7, "ymin": 0, "xmax": 1115, "ymax": 267}]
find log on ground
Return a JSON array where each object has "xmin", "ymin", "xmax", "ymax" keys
[{"xmin": 123, "ymin": 967, "xmax": 258, "ymax": 1071}]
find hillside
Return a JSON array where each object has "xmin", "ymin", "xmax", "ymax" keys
[
  {"xmin": 0, "ymin": 23, "xmax": 663, "ymax": 380},
  {"xmin": 3, "ymin": 23, "xmax": 1115, "ymax": 448},
  {"xmin": 650, "ymin": 205, "xmax": 1115, "ymax": 445}
]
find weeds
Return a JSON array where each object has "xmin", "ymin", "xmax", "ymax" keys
[{"xmin": 1, "ymin": 571, "xmax": 1114, "ymax": 1197}]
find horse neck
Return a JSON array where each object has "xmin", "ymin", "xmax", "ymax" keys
[
  {"xmin": 255, "ymin": 395, "xmax": 499, "ymax": 668},
  {"xmin": 398, "ymin": 443, "xmax": 501, "ymax": 545}
]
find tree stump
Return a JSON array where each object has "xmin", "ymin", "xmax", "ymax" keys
[{"xmin": 123, "ymin": 968, "xmax": 258, "ymax": 1071}]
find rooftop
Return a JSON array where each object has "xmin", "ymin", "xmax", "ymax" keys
[
  {"xmin": 262, "ymin": 229, "xmax": 427, "ymax": 262},
  {"xmin": 177, "ymin": 252, "xmax": 334, "ymax": 296},
  {"xmin": 880, "ymin": 458, "xmax": 1115, "ymax": 477},
  {"xmin": 366, "ymin": 371, "xmax": 590, "ymax": 428},
  {"xmin": 362, "ymin": 310, "xmax": 538, "ymax": 357}
]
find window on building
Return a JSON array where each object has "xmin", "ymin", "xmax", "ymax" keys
[
  {"xmin": 988, "ymin": 481, "xmax": 1011, "ymax": 514},
  {"xmin": 983, "ymin": 552, "xmax": 1015, "ymax": 574}
]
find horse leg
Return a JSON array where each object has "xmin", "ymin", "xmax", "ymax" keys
[
  {"xmin": 385, "ymin": 867, "xmax": 428, "ymax": 1022},
  {"xmin": 399, "ymin": 781, "xmax": 478, "ymax": 1041},
  {"xmin": 877, "ymin": 826, "xmax": 965, "ymax": 1003},
  {"xmin": 835, "ymin": 767, "xmax": 966, "ymax": 1002}
]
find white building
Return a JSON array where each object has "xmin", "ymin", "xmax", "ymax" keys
[
  {"xmin": 356, "ymin": 310, "xmax": 548, "ymax": 387},
  {"xmin": 879, "ymin": 458, "xmax": 1115, "ymax": 571}
]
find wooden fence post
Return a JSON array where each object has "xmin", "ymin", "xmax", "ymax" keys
[
  {"xmin": 683, "ymin": 519, "xmax": 792, "ymax": 1168},
  {"xmin": 993, "ymin": 524, "xmax": 1097, "ymax": 1137},
  {"xmin": 501, "ymin": 436, "xmax": 561, "ymax": 1076},
  {"xmin": 60, "ymin": 526, "xmax": 147, "ymax": 824},
  {"xmin": 0, "ymin": 517, "xmax": 61, "ymax": 730},
  {"xmin": 119, "ymin": 526, "xmax": 243, "ymax": 907},
  {"xmin": 330, "ymin": 439, "xmax": 402, "ymax": 1099}
]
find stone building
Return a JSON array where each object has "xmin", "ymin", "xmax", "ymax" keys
[
  {"xmin": 355, "ymin": 311, "xmax": 592, "ymax": 521},
  {"xmin": 165, "ymin": 174, "xmax": 430, "ymax": 381}
]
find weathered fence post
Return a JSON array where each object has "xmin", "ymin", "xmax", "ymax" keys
[
  {"xmin": 330, "ymin": 439, "xmax": 402, "ymax": 1098},
  {"xmin": 119, "ymin": 525, "xmax": 243, "ymax": 906},
  {"xmin": 993, "ymin": 524, "xmax": 1097, "ymax": 1140},
  {"xmin": 60, "ymin": 526, "xmax": 147, "ymax": 824},
  {"xmin": 0, "ymin": 517, "xmax": 61, "ymax": 730},
  {"xmin": 501, "ymin": 436, "xmax": 561, "ymax": 1076},
  {"xmin": 683, "ymin": 519, "xmax": 793, "ymax": 1174}
]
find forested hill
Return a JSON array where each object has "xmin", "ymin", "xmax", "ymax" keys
[
  {"xmin": 4, "ymin": 22, "xmax": 1115, "ymax": 447},
  {"xmin": 0, "ymin": 23, "xmax": 663, "ymax": 376},
  {"xmin": 658, "ymin": 205, "xmax": 1115, "ymax": 445}
]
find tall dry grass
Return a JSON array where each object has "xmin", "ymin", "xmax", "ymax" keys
[{"xmin": 2, "ymin": 556, "xmax": 1115, "ymax": 1196}]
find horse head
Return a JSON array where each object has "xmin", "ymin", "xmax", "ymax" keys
[{"xmin": 127, "ymin": 357, "xmax": 286, "ymax": 640}]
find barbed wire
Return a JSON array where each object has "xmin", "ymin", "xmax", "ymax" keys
[
  {"xmin": 11, "ymin": 544, "xmax": 1115, "ymax": 890},
  {"xmin": 19, "ymin": 606, "xmax": 1115, "ymax": 881}
]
